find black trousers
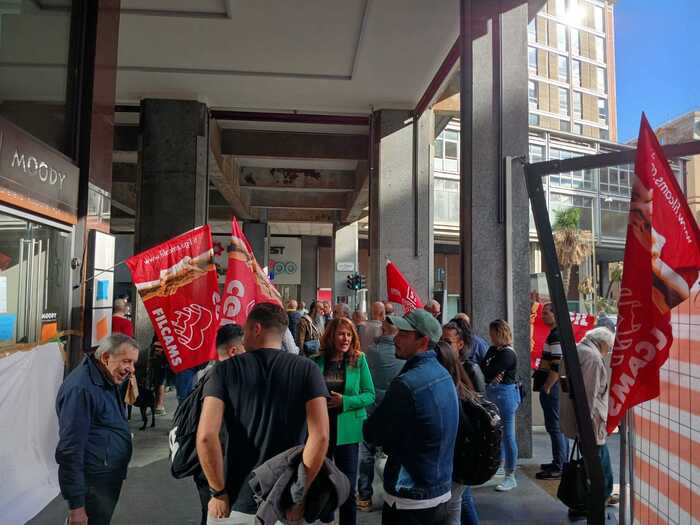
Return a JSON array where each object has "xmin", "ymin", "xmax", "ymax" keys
[
  {"xmin": 194, "ymin": 472, "xmax": 210, "ymax": 525},
  {"xmin": 84, "ymin": 476, "xmax": 124, "ymax": 525},
  {"xmin": 320, "ymin": 443, "xmax": 359, "ymax": 525},
  {"xmin": 381, "ymin": 502, "xmax": 449, "ymax": 525}
]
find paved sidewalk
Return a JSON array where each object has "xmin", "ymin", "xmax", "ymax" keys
[{"xmin": 29, "ymin": 394, "xmax": 620, "ymax": 525}]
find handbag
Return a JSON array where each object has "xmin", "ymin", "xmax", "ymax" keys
[
  {"xmin": 301, "ymin": 316, "xmax": 321, "ymax": 356},
  {"xmin": 557, "ymin": 439, "xmax": 590, "ymax": 511},
  {"xmin": 125, "ymin": 374, "xmax": 139, "ymax": 406}
]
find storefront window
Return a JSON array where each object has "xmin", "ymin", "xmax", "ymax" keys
[
  {"xmin": 0, "ymin": 211, "xmax": 71, "ymax": 344},
  {"xmin": 0, "ymin": 1, "xmax": 73, "ymax": 155}
]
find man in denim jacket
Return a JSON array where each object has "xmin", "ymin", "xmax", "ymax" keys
[{"xmin": 363, "ymin": 309, "xmax": 459, "ymax": 525}]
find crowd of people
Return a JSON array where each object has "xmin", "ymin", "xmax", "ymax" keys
[{"xmin": 53, "ymin": 294, "xmax": 618, "ymax": 525}]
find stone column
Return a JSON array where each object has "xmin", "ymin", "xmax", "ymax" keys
[
  {"xmin": 334, "ymin": 222, "xmax": 359, "ymax": 309},
  {"xmin": 300, "ymin": 236, "xmax": 319, "ymax": 305},
  {"xmin": 133, "ymin": 99, "xmax": 208, "ymax": 346},
  {"xmin": 243, "ymin": 221, "xmax": 269, "ymax": 269},
  {"xmin": 460, "ymin": 0, "xmax": 531, "ymax": 456},
  {"xmin": 368, "ymin": 109, "xmax": 434, "ymax": 310}
]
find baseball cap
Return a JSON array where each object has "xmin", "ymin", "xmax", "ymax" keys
[{"xmin": 387, "ymin": 309, "xmax": 442, "ymax": 344}]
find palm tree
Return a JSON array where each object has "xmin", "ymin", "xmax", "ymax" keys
[{"xmin": 552, "ymin": 207, "xmax": 593, "ymax": 296}]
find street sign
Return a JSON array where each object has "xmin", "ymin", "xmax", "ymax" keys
[{"xmin": 337, "ymin": 262, "xmax": 355, "ymax": 272}]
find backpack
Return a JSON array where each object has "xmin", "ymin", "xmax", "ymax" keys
[
  {"xmin": 168, "ymin": 375, "xmax": 209, "ymax": 479},
  {"xmin": 453, "ymin": 394, "xmax": 503, "ymax": 486}
]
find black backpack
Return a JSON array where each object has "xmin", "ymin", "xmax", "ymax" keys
[
  {"xmin": 169, "ymin": 376, "xmax": 208, "ymax": 479},
  {"xmin": 453, "ymin": 394, "xmax": 503, "ymax": 486}
]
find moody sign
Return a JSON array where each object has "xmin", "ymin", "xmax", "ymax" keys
[{"xmin": 0, "ymin": 116, "xmax": 79, "ymax": 223}]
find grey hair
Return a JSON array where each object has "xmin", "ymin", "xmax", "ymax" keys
[
  {"xmin": 336, "ymin": 303, "xmax": 351, "ymax": 317},
  {"xmin": 583, "ymin": 326, "xmax": 615, "ymax": 351},
  {"xmin": 95, "ymin": 333, "xmax": 139, "ymax": 359}
]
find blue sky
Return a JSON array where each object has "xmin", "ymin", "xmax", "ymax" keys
[{"xmin": 614, "ymin": 1, "xmax": 699, "ymax": 142}]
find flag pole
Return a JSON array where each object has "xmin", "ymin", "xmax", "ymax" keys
[
  {"xmin": 619, "ymin": 412, "xmax": 628, "ymax": 525},
  {"xmin": 72, "ymin": 260, "xmax": 127, "ymax": 290}
]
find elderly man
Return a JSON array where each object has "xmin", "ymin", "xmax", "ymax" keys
[
  {"xmin": 424, "ymin": 299, "xmax": 441, "ymax": 321},
  {"xmin": 56, "ymin": 334, "xmax": 139, "ymax": 525},
  {"xmin": 358, "ymin": 302, "xmax": 386, "ymax": 354},
  {"xmin": 333, "ymin": 302, "xmax": 351, "ymax": 320},
  {"xmin": 560, "ymin": 327, "xmax": 617, "ymax": 519},
  {"xmin": 357, "ymin": 318, "xmax": 403, "ymax": 511}
]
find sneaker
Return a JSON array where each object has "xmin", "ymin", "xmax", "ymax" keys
[
  {"xmin": 535, "ymin": 469, "xmax": 562, "ymax": 480},
  {"xmin": 495, "ymin": 474, "xmax": 517, "ymax": 492},
  {"xmin": 540, "ymin": 462, "xmax": 556, "ymax": 471},
  {"xmin": 495, "ymin": 466, "xmax": 506, "ymax": 477},
  {"xmin": 356, "ymin": 498, "xmax": 372, "ymax": 512},
  {"xmin": 156, "ymin": 408, "xmax": 167, "ymax": 416},
  {"xmin": 606, "ymin": 494, "xmax": 620, "ymax": 506}
]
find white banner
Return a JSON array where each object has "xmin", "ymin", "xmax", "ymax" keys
[{"xmin": 0, "ymin": 343, "xmax": 63, "ymax": 525}]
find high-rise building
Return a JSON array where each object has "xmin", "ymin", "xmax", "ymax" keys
[
  {"xmin": 427, "ymin": 0, "xmax": 685, "ymax": 314},
  {"xmin": 527, "ymin": 0, "xmax": 617, "ymax": 141},
  {"xmin": 654, "ymin": 110, "xmax": 700, "ymax": 224}
]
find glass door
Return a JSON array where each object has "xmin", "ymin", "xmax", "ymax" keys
[{"xmin": 0, "ymin": 212, "xmax": 72, "ymax": 345}]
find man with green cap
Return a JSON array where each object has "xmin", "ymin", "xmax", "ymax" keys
[{"xmin": 363, "ymin": 308, "xmax": 459, "ymax": 525}]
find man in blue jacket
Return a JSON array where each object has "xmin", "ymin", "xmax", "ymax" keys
[
  {"xmin": 364, "ymin": 309, "xmax": 459, "ymax": 525},
  {"xmin": 55, "ymin": 333, "xmax": 139, "ymax": 525}
]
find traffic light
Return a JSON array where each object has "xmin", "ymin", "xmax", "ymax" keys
[{"xmin": 346, "ymin": 273, "xmax": 366, "ymax": 291}]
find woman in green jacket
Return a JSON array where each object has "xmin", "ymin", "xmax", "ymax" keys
[{"xmin": 314, "ymin": 317, "xmax": 375, "ymax": 525}]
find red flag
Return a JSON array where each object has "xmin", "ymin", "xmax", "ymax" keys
[
  {"xmin": 126, "ymin": 226, "xmax": 219, "ymax": 373},
  {"xmin": 386, "ymin": 260, "xmax": 424, "ymax": 312},
  {"xmin": 530, "ymin": 302, "xmax": 595, "ymax": 369},
  {"xmin": 220, "ymin": 218, "xmax": 282, "ymax": 326},
  {"xmin": 607, "ymin": 114, "xmax": 700, "ymax": 433}
]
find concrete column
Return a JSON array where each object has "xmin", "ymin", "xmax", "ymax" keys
[
  {"xmin": 460, "ymin": 0, "xmax": 531, "ymax": 455},
  {"xmin": 369, "ymin": 109, "xmax": 434, "ymax": 309},
  {"xmin": 300, "ymin": 236, "xmax": 319, "ymax": 305},
  {"xmin": 334, "ymin": 222, "xmax": 359, "ymax": 309},
  {"xmin": 243, "ymin": 221, "xmax": 269, "ymax": 269},
  {"xmin": 134, "ymin": 99, "xmax": 208, "ymax": 346}
]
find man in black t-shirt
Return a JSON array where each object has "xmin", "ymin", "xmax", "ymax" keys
[{"xmin": 197, "ymin": 303, "xmax": 330, "ymax": 523}]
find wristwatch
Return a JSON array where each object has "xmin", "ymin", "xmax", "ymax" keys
[{"xmin": 208, "ymin": 486, "xmax": 227, "ymax": 498}]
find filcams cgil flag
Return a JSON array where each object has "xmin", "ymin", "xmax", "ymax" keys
[
  {"xmin": 606, "ymin": 114, "xmax": 700, "ymax": 433},
  {"xmin": 386, "ymin": 260, "xmax": 424, "ymax": 312},
  {"xmin": 220, "ymin": 217, "xmax": 282, "ymax": 327},
  {"xmin": 126, "ymin": 226, "xmax": 219, "ymax": 373}
]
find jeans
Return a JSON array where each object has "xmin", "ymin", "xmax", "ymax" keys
[
  {"xmin": 598, "ymin": 443, "xmax": 614, "ymax": 499},
  {"xmin": 321, "ymin": 443, "xmax": 359, "ymax": 524},
  {"xmin": 447, "ymin": 483, "xmax": 479, "ymax": 525},
  {"xmin": 446, "ymin": 482, "xmax": 465, "ymax": 525},
  {"xmin": 357, "ymin": 440, "xmax": 377, "ymax": 500},
  {"xmin": 174, "ymin": 368, "xmax": 195, "ymax": 404},
  {"xmin": 461, "ymin": 486, "xmax": 480, "ymax": 525},
  {"xmin": 486, "ymin": 383, "xmax": 520, "ymax": 473},
  {"xmin": 382, "ymin": 502, "xmax": 448, "ymax": 525},
  {"xmin": 539, "ymin": 382, "xmax": 569, "ymax": 470},
  {"xmin": 84, "ymin": 475, "xmax": 124, "ymax": 525}
]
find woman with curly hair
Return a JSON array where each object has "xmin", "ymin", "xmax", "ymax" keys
[{"xmin": 313, "ymin": 317, "xmax": 376, "ymax": 525}]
